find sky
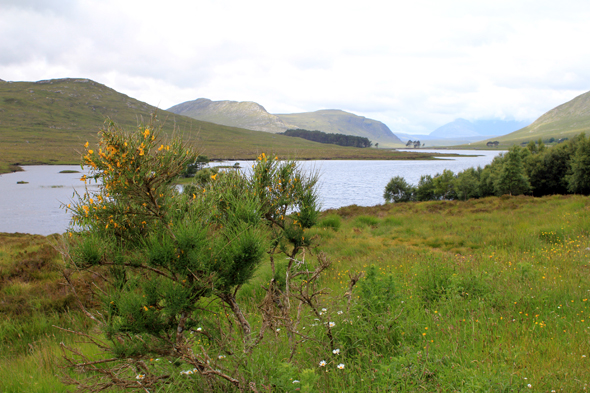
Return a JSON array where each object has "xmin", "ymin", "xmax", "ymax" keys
[{"xmin": 1, "ymin": 0, "xmax": 590, "ymax": 135}]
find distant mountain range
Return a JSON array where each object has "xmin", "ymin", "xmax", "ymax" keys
[
  {"xmin": 168, "ymin": 99, "xmax": 404, "ymax": 147},
  {"xmin": 0, "ymin": 78, "xmax": 420, "ymax": 173}
]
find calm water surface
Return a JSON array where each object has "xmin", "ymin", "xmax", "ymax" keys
[{"xmin": 0, "ymin": 150, "xmax": 503, "ymax": 235}]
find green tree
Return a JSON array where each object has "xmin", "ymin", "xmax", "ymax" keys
[
  {"xmin": 454, "ymin": 167, "xmax": 480, "ymax": 201},
  {"xmin": 537, "ymin": 138, "xmax": 546, "ymax": 153},
  {"xmin": 525, "ymin": 142, "xmax": 572, "ymax": 196},
  {"xmin": 494, "ymin": 146, "xmax": 531, "ymax": 196},
  {"xmin": 432, "ymin": 169, "xmax": 457, "ymax": 200},
  {"xmin": 526, "ymin": 140, "xmax": 538, "ymax": 154},
  {"xmin": 415, "ymin": 174, "xmax": 436, "ymax": 201},
  {"xmin": 566, "ymin": 133, "xmax": 590, "ymax": 194},
  {"xmin": 60, "ymin": 119, "xmax": 336, "ymax": 392},
  {"xmin": 383, "ymin": 176, "xmax": 415, "ymax": 203}
]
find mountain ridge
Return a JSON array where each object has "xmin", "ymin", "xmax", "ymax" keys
[
  {"xmin": 0, "ymin": 78, "xmax": 435, "ymax": 173},
  {"xmin": 168, "ymin": 98, "xmax": 295, "ymax": 133},
  {"xmin": 168, "ymin": 99, "xmax": 403, "ymax": 147}
]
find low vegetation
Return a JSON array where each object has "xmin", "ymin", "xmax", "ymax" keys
[
  {"xmin": 1, "ymin": 120, "xmax": 589, "ymax": 392},
  {"xmin": 2, "ymin": 194, "xmax": 590, "ymax": 392},
  {"xmin": 384, "ymin": 135, "xmax": 590, "ymax": 203},
  {"xmin": 281, "ymin": 129, "xmax": 372, "ymax": 148}
]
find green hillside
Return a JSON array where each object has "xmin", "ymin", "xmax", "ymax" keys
[
  {"xmin": 167, "ymin": 98, "xmax": 292, "ymax": 133},
  {"xmin": 470, "ymin": 90, "xmax": 590, "ymax": 148},
  {"xmin": 0, "ymin": 79, "xmax": 443, "ymax": 174},
  {"xmin": 277, "ymin": 109, "xmax": 404, "ymax": 147},
  {"xmin": 168, "ymin": 98, "xmax": 404, "ymax": 147}
]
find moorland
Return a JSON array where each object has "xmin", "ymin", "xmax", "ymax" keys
[{"xmin": 1, "ymin": 194, "xmax": 589, "ymax": 392}]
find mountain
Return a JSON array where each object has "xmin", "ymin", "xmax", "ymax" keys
[
  {"xmin": 467, "ymin": 90, "xmax": 590, "ymax": 148},
  {"xmin": 0, "ymin": 78, "xmax": 423, "ymax": 173},
  {"xmin": 167, "ymin": 98, "xmax": 294, "ymax": 133},
  {"xmin": 168, "ymin": 99, "xmax": 404, "ymax": 147},
  {"xmin": 277, "ymin": 110, "xmax": 403, "ymax": 146},
  {"xmin": 494, "ymin": 91, "xmax": 590, "ymax": 144}
]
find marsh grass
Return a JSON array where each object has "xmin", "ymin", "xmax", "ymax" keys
[{"xmin": 2, "ymin": 195, "xmax": 590, "ymax": 391}]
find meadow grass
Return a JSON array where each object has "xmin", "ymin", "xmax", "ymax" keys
[{"xmin": 2, "ymin": 195, "xmax": 590, "ymax": 392}]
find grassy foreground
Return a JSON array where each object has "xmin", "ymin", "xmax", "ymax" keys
[{"xmin": 1, "ymin": 195, "xmax": 590, "ymax": 392}]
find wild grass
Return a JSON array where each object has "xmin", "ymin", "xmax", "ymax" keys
[{"xmin": 2, "ymin": 195, "xmax": 590, "ymax": 391}]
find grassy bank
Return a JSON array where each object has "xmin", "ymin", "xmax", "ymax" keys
[{"xmin": 2, "ymin": 195, "xmax": 589, "ymax": 392}]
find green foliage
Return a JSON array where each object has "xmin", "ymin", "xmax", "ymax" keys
[
  {"xmin": 181, "ymin": 154, "xmax": 209, "ymax": 178},
  {"xmin": 494, "ymin": 146, "xmax": 531, "ymax": 196},
  {"xmin": 283, "ymin": 128, "xmax": 372, "ymax": 148},
  {"xmin": 317, "ymin": 214, "xmax": 342, "ymax": 231},
  {"xmin": 5, "ymin": 196, "xmax": 590, "ymax": 392},
  {"xmin": 383, "ymin": 176, "xmax": 415, "ymax": 203},
  {"xmin": 566, "ymin": 133, "xmax": 590, "ymax": 194},
  {"xmin": 432, "ymin": 169, "xmax": 457, "ymax": 200},
  {"xmin": 414, "ymin": 174, "xmax": 436, "ymax": 201},
  {"xmin": 414, "ymin": 257, "xmax": 493, "ymax": 303},
  {"xmin": 357, "ymin": 265, "xmax": 398, "ymax": 314},
  {"xmin": 453, "ymin": 167, "xmax": 480, "ymax": 201},
  {"xmin": 406, "ymin": 136, "xmax": 590, "ymax": 202},
  {"xmin": 60, "ymin": 120, "xmax": 326, "ymax": 391},
  {"xmin": 353, "ymin": 215, "xmax": 380, "ymax": 227}
]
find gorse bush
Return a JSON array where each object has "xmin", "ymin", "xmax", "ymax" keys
[{"xmin": 59, "ymin": 117, "xmax": 375, "ymax": 392}]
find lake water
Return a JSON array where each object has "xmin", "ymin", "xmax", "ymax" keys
[{"xmin": 0, "ymin": 150, "xmax": 503, "ymax": 235}]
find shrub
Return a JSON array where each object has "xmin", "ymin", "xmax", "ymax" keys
[
  {"xmin": 59, "ymin": 117, "xmax": 348, "ymax": 392},
  {"xmin": 384, "ymin": 176, "xmax": 415, "ymax": 203},
  {"xmin": 317, "ymin": 214, "xmax": 342, "ymax": 231}
]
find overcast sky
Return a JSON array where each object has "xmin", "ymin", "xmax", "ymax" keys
[{"xmin": 1, "ymin": 0, "xmax": 589, "ymax": 134}]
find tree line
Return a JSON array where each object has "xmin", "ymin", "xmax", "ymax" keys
[
  {"xmin": 281, "ymin": 128, "xmax": 372, "ymax": 148},
  {"xmin": 384, "ymin": 134, "xmax": 590, "ymax": 203}
]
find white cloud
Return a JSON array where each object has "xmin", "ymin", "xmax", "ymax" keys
[{"xmin": 1, "ymin": 0, "xmax": 590, "ymax": 134}]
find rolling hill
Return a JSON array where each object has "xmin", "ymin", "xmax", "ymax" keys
[
  {"xmin": 471, "ymin": 90, "xmax": 590, "ymax": 148},
  {"xmin": 167, "ymin": 98, "xmax": 294, "ymax": 133},
  {"xmin": 277, "ymin": 110, "xmax": 403, "ymax": 147},
  {"xmin": 0, "ymin": 78, "xmax": 441, "ymax": 174},
  {"xmin": 168, "ymin": 99, "xmax": 404, "ymax": 147}
]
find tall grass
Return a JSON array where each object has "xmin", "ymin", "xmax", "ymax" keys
[{"xmin": 2, "ymin": 195, "xmax": 590, "ymax": 391}]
